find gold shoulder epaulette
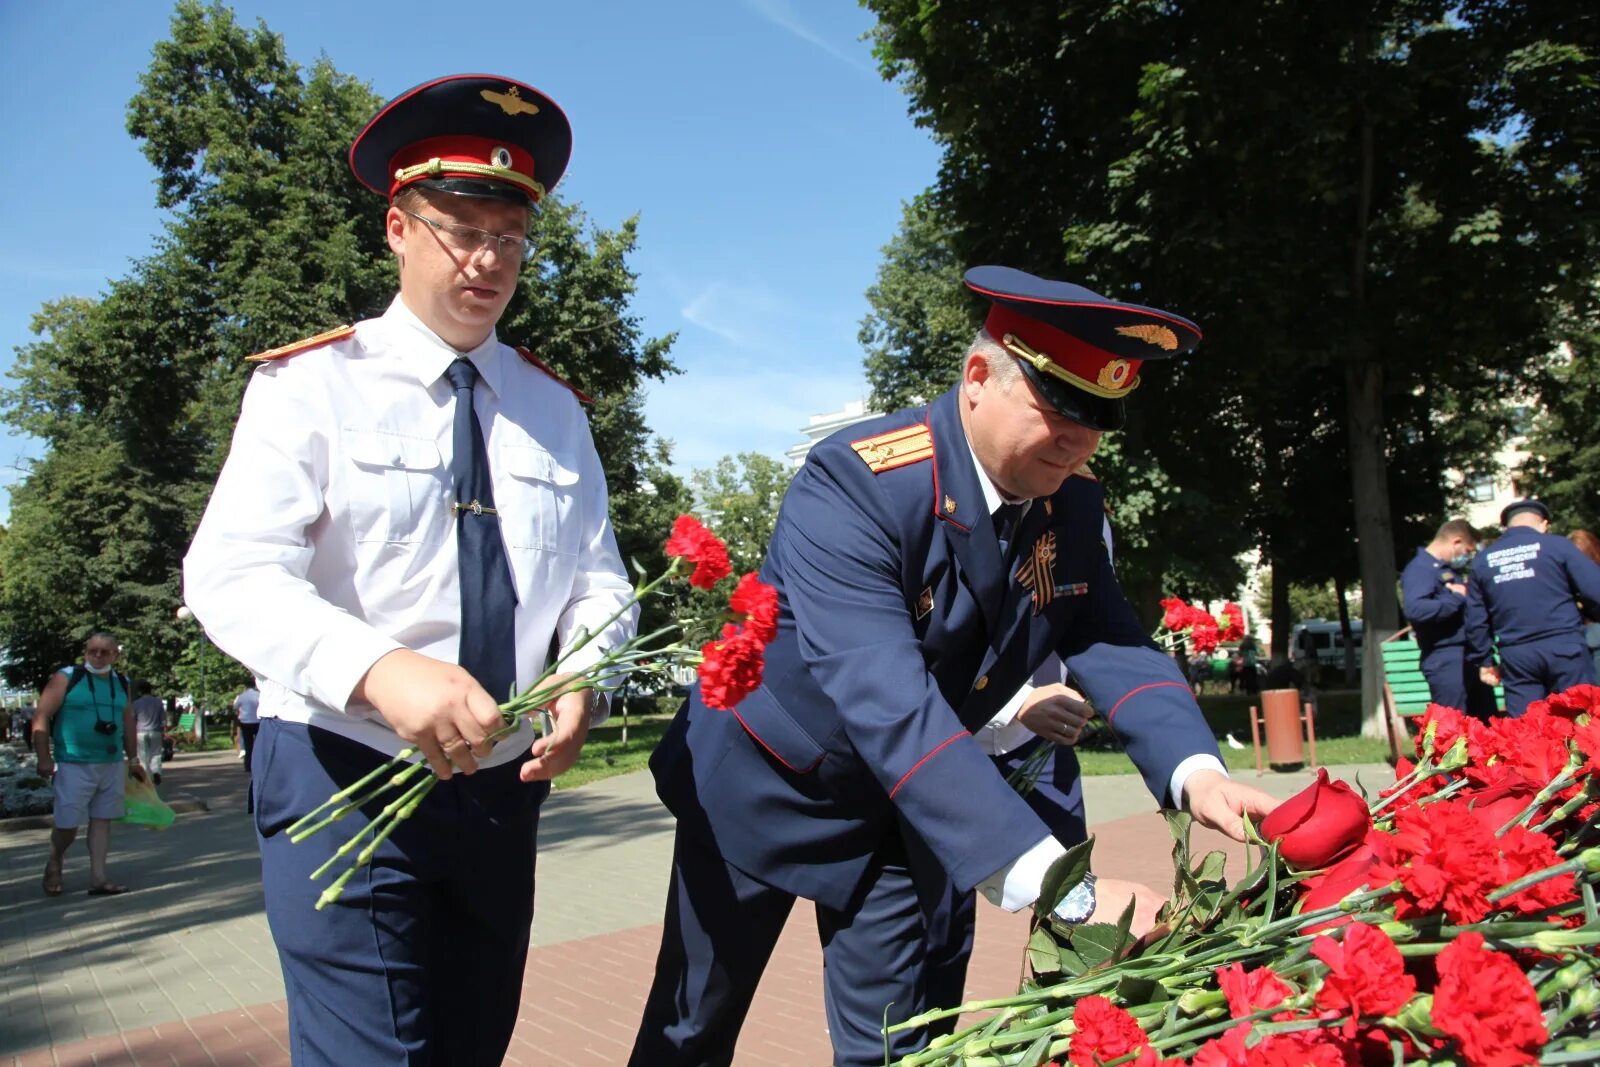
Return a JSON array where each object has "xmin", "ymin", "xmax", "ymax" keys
[
  {"xmin": 851, "ymin": 424, "xmax": 932, "ymax": 473},
  {"xmin": 245, "ymin": 325, "xmax": 355, "ymax": 363},
  {"xmin": 515, "ymin": 346, "xmax": 594, "ymax": 405},
  {"xmin": 1071, "ymin": 463, "xmax": 1097, "ymax": 482}
]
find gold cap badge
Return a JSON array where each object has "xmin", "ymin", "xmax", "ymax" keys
[
  {"xmin": 1114, "ymin": 323, "xmax": 1180, "ymax": 351},
  {"xmin": 481, "ymin": 85, "xmax": 540, "ymax": 117}
]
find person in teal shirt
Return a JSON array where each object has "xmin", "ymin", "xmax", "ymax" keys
[{"xmin": 32, "ymin": 632, "xmax": 146, "ymax": 896}]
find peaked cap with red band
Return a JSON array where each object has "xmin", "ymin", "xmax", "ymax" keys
[
  {"xmin": 964, "ymin": 266, "xmax": 1201, "ymax": 431},
  {"xmin": 350, "ymin": 74, "xmax": 572, "ymax": 208}
]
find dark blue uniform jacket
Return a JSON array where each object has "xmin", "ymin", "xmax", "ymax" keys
[
  {"xmin": 651, "ymin": 387, "xmax": 1220, "ymax": 911},
  {"xmin": 1466, "ymin": 527, "xmax": 1600, "ymax": 665},
  {"xmin": 1401, "ymin": 548, "xmax": 1470, "ymax": 655}
]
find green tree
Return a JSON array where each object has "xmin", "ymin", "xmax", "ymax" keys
[
  {"xmin": 1523, "ymin": 326, "xmax": 1600, "ymax": 531},
  {"xmin": 689, "ymin": 452, "xmax": 794, "ymax": 576},
  {"xmin": 0, "ymin": 1, "xmax": 684, "ymax": 688},
  {"xmin": 863, "ymin": 0, "xmax": 1600, "ymax": 724}
]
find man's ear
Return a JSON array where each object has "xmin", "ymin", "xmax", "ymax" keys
[
  {"xmin": 961, "ymin": 352, "xmax": 991, "ymax": 404},
  {"xmin": 386, "ymin": 206, "xmax": 407, "ymax": 259}
]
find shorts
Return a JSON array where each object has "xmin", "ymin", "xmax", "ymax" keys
[{"xmin": 52, "ymin": 761, "xmax": 126, "ymax": 828}]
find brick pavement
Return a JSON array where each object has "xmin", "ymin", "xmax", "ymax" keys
[{"xmin": 4, "ymin": 748, "xmax": 1385, "ymax": 1066}]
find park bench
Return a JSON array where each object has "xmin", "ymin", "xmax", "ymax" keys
[
  {"xmin": 173, "ymin": 712, "xmax": 198, "ymax": 737},
  {"xmin": 1377, "ymin": 627, "xmax": 1506, "ymax": 758}
]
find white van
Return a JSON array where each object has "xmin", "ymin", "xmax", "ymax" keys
[{"xmin": 1288, "ymin": 619, "xmax": 1364, "ymax": 670}]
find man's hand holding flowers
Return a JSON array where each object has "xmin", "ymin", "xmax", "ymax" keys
[
  {"xmin": 353, "ymin": 647, "xmax": 504, "ymax": 779},
  {"xmin": 519, "ymin": 670, "xmax": 595, "ymax": 782},
  {"xmin": 1016, "ymin": 683, "xmax": 1096, "ymax": 746},
  {"xmin": 1182, "ymin": 768, "xmax": 1280, "ymax": 844}
]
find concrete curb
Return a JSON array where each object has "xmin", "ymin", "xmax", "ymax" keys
[{"xmin": 0, "ymin": 792, "xmax": 210, "ymax": 833}]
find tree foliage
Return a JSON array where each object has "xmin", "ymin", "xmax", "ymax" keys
[
  {"xmin": 1523, "ymin": 326, "xmax": 1600, "ymax": 533},
  {"xmin": 862, "ymin": 0, "xmax": 1600, "ymax": 711},
  {"xmin": 0, "ymin": 0, "xmax": 687, "ymax": 691},
  {"xmin": 689, "ymin": 451, "xmax": 794, "ymax": 577}
]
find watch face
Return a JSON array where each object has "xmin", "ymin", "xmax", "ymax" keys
[{"xmin": 1055, "ymin": 876, "xmax": 1097, "ymax": 924}]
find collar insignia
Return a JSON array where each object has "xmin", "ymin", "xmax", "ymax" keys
[{"xmin": 944, "ymin": 494, "xmax": 957, "ymax": 514}]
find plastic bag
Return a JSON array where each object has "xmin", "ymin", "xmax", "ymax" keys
[{"xmin": 121, "ymin": 771, "xmax": 176, "ymax": 829}]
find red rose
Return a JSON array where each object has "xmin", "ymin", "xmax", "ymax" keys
[
  {"xmin": 728, "ymin": 572, "xmax": 780, "ymax": 645},
  {"xmin": 1466, "ymin": 780, "xmax": 1538, "ymax": 837},
  {"xmin": 1068, "ymin": 996, "xmax": 1152, "ymax": 1067},
  {"xmin": 1298, "ymin": 842, "xmax": 1380, "ymax": 932},
  {"xmin": 1310, "ymin": 922, "xmax": 1416, "ymax": 1035},
  {"xmin": 1431, "ymin": 932, "xmax": 1547, "ymax": 1067},
  {"xmin": 697, "ymin": 629, "xmax": 764, "ymax": 709},
  {"xmin": 1260, "ymin": 769, "xmax": 1372, "ymax": 869},
  {"xmin": 1216, "ymin": 962, "xmax": 1295, "ymax": 1020},
  {"xmin": 664, "ymin": 514, "xmax": 732, "ymax": 589}
]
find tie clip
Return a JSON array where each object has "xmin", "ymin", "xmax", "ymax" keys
[{"xmin": 451, "ymin": 499, "xmax": 498, "ymax": 517}]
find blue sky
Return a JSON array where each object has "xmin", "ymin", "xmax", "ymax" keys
[{"xmin": 0, "ymin": 1, "xmax": 939, "ymax": 517}]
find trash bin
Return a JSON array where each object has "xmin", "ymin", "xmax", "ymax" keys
[{"xmin": 1261, "ymin": 688, "xmax": 1305, "ymax": 770}]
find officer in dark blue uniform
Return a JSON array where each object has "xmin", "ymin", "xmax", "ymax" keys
[
  {"xmin": 1466, "ymin": 499, "xmax": 1600, "ymax": 716},
  {"xmin": 628, "ymin": 267, "xmax": 1279, "ymax": 1066},
  {"xmin": 1400, "ymin": 518, "xmax": 1497, "ymax": 718}
]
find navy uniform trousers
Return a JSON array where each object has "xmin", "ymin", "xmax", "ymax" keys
[
  {"xmin": 1419, "ymin": 645, "xmax": 1499, "ymax": 720},
  {"xmin": 1498, "ymin": 637, "xmax": 1598, "ymax": 717},
  {"xmin": 253, "ymin": 719, "xmax": 546, "ymax": 1066}
]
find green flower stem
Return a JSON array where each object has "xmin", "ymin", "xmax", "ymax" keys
[
  {"xmin": 286, "ymin": 746, "xmax": 421, "ymax": 839},
  {"xmin": 1498, "ymin": 763, "xmax": 1581, "ymax": 837},
  {"xmin": 287, "ymin": 760, "xmax": 429, "ymax": 843},
  {"xmin": 308, "ymin": 772, "xmax": 436, "ymax": 881},
  {"xmin": 1535, "ymin": 787, "xmax": 1598, "ymax": 835},
  {"xmin": 315, "ymin": 768, "xmax": 434, "ymax": 910},
  {"xmin": 1368, "ymin": 755, "xmax": 1437, "ymax": 817},
  {"xmin": 1487, "ymin": 858, "xmax": 1585, "ymax": 903}
]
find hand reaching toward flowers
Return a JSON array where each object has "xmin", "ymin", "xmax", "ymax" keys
[
  {"xmin": 1088, "ymin": 877, "xmax": 1167, "ymax": 937},
  {"xmin": 520, "ymin": 672, "xmax": 594, "ymax": 782},
  {"xmin": 1017, "ymin": 684, "xmax": 1094, "ymax": 745},
  {"xmin": 353, "ymin": 648, "xmax": 504, "ymax": 779},
  {"xmin": 1182, "ymin": 769, "xmax": 1280, "ymax": 843}
]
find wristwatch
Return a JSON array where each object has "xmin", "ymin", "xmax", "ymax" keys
[{"xmin": 1053, "ymin": 872, "xmax": 1098, "ymax": 925}]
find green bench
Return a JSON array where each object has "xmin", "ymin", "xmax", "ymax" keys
[
  {"xmin": 173, "ymin": 712, "xmax": 198, "ymax": 736},
  {"xmin": 1378, "ymin": 628, "xmax": 1506, "ymax": 756}
]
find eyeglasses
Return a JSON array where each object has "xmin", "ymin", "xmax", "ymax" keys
[{"xmin": 401, "ymin": 209, "xmax": 536, "ymax": 264}]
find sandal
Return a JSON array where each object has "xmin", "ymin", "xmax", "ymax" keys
[
  {"xmin": 87, "ymin": 883, "xmax": 130, "ymax": 897},
  {"xmin": 42, "ymin": 865, "xmax": 64, "ymax": 897}
]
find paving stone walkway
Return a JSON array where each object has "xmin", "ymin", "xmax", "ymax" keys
[{"xmin": 1, "ymin": 744, "xmax": 1390, "ymax": 1065}]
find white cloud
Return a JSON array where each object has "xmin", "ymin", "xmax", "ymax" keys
[{"xmin": 739, "ymin": 0, "xmax": 875, "ymax": 73}]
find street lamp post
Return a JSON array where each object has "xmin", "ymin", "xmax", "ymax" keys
[{"xmin": 175, "ymin": 605, "xmax": 207, "ymax": 744}]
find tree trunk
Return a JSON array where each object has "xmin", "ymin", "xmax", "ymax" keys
[
  {"xmin": 1335, "ymin": 578, "xmax": 1357, "ymax": 681},
  {"xmin": 1270, "ymin": 556, "xmax": 1291, "ymax": 659}
]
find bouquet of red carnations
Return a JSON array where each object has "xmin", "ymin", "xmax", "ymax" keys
[
  {"xmin": 894, "ymin": 686, "xmax": 1600, "ymax": 1066},
  {"xmin": 1157, "ymin": 597, "xmax": 1246, "ymax": 656},
  {"xmin": 288, "ymin": 515, "xmax": 773, "ymax": 909}
]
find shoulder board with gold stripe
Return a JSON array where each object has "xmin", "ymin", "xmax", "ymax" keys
[
  {"xmin": 1071, "ymin": 463, "xmax": 1097, "ymax": 482},
  {"xmin": 851, "ymin": 424, "xmax": 932, "ymax": 473},
  {"xmin": 245, "ymin": 325, "xmax": 355, "ymax": 363},
  {"xmin": 515, "ymin": 346, "xmax": 593, "ymax": 406}
]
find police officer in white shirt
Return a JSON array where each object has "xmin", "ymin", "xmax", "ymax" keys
[{"xmin": 182, "ymin": 75, "xmax": 636, "ymax": 1067}]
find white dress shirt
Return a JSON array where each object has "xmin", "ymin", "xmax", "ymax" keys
[
  {"xmin": 962, "ymin": 432, "xmax": 1226, "ymax": 910},
  {"xmin": 182, "ymin": 297, "xmax": 638, "ymax": 769}
]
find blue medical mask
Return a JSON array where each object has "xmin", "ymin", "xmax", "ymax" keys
[{"xmin": 1449, "ymin": 552, "xmax": 1472, "ymax": 569}]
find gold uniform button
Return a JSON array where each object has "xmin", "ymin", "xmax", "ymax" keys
[{"xmin": 974, "ymin": 675, "xmax": 989, "ymax": 691}]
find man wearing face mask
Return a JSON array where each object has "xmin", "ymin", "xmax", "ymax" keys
[
  {"xmin": 32, "ymin": 631, "xmax": 146, "ymax": 897},
  {"xmin": 1401, "ymin": 518, "xmax": 1497, "ymax": 719}
]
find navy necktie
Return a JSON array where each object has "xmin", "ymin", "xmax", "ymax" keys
[
  {"xmin": 994, "ymin": 502, "xmax": 1026, "ymax": 567},
  {"xmin": 446, "ymin": 358, "xmax": 517, "ymax": 704}
]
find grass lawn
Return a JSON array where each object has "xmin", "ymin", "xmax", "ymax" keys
[{"xmin": 561, "ymin": 687, "xmax": 1398, "ymax": 789}]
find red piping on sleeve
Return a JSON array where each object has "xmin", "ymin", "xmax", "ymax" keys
[
  {"xmin": 1105, "ymin": 681, "xmax": 1190, "ymax": 724},
  {"xmin": 890, "ymin": 730, "xmax": 967, "ymax": 798}
]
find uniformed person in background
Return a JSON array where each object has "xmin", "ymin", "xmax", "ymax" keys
[
  {"xmin": 1401, "ymin": 517, "xmax": 1497, "ymax": 718},
  {"xmin": 183, "ymin": 75, "xmax": 636, "ymax": 1066},
  {"xmin": 629, "ymin": 267, "xmax": 1279, "ymax": 1067},
  {"xmin": 1466, "ymin": 499, "xmax": 1600, "ymax": 716}
]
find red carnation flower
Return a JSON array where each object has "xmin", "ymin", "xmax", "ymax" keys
[
  {"xmin": 1416, "ymin": 703, "xmax": 1475, "ymax": 763},
  {"xmin": 1370, "ymin": 800, "xmax": 1503, "ymax": 924},
  {"xmin": 1219, "ymin": 602, "xmax": 1246, "ymax": 643},
  {"xmin": 1496, "ymin": 824, "xmax": 1577, "ymax": 915},
  {"xmin": 1160, "ymin": 597, "xmax": 1191, "ymax": 631},
  {"xmin": 1573, "ymin": 717, "xmax": 1600, "ymax": 780},
  {"xmin": 1546, "ymin": 683, "xmax": 1600, "ymax": 720},
  {"xmin": 665, "ymin": 514, "xmax": 733, "ymax": 589},
  {"xmin": 1068, "ymin": 996, "xmax": 1152, "ymax": 1067},
  {"xmin": 1310, "ymin": 922, "xmax": 1415, "ymax": 1035},
  {"xmin": 1189, "ymin": 619, "xmax": 1221, "ymax": 655},
  {"xmin": 1192, "ymin": 1025, "xmax": 1351, "ymax": 1067},
  {"xmin": 1216, "ymin": 962, "xmax": 1295, "ymax": 1020},
  {"xmin": 728, "ymin": 572, "xmax": 780, "ymax": 645},
  {"xmin": 1432, "ymin": 932, "xmax": 1547, "ymax": 1067},
  {"xmin": 697, "ymin": 629, "xmax": 764, "ymax": 709}
]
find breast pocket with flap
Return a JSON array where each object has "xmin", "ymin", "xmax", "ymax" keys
[
  {"xmin": 342, "ymin": 430, "xmax": 448, "ymax": 544},
  {"xmin": 497, "ymin": 443, "xmax": 580, "ymax": 553}
]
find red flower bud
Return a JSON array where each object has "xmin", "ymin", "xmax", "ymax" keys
[{"xmin": 1260, "ymin": 769, "xmax": 1372, "ymax": 869}]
